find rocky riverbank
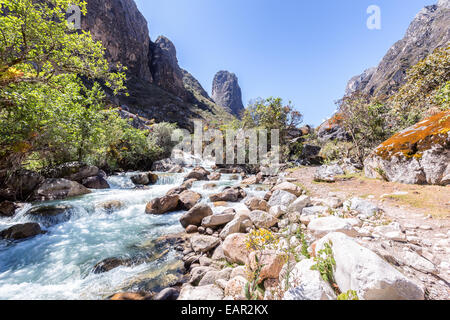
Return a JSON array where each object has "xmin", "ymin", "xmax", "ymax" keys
[
  {"xmin": 1, "ymin": 159, "xmax": 448, "ymax": 300},
  {"xmin": 109, "ymin": 163, "xmax": 449, "ymax": 301}
]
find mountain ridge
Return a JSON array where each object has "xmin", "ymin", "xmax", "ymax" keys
[
  {"xmin": 346, "ymin": 0, "xmax": 450, "ymax": 97},
  {"xmin": 81, "ymin": 0, "xmax": 236, "ymax": 130}
]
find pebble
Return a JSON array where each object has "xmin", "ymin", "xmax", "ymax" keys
[
  {"xmin": 406, "ymin": 236, "xmax": 421, "ymax": 245},
  {"xmin": 419, "ymin": 225, "xmax": 433, "ymax": 231},
  {"xmin": 405, "ymin": 230, "xmax": 417, "ymax": 236}
]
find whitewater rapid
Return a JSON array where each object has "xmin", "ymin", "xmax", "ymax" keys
[{"xmin": 0, "ymin": 170, "xmax": 265, "ymax": 300}]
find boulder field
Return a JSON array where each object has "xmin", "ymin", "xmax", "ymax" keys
[
  {"xmin": 151, "ymin": 166, "xmax": 448, "ymax": 301},
  {"xmin": 365, "ymin": 111, "xmax": 450, "ymax": 186}
]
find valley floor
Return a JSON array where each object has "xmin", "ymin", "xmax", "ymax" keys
[{"xmin": 287, "ymin": 166, "xmax": 450, "ymax": 299}]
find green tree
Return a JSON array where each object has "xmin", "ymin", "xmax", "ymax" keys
[
  {"xmin": 337, "ymin": 92, "xmax": 392, "ymax": 164},
  {"xmin": 0, "ymin": 0, "xmax": 149, "ymax": 171},
  {"xmin": 242, "ymin": 97, "xmax": 303, "ymax": 160},
  {"xmin": 389, "ymin": 46, "xmax": 450, "ymax": 128}
]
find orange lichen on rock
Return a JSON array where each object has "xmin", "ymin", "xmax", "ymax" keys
[
  {"xmin": 319, "ymin": 113, "xmax": 345, "ymax": 131},
  {"xmin": 374, "ymin": 111, "xmax": 450, "ymax": 160}
]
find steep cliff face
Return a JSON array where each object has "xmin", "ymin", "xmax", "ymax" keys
[
  {"xmin": 345, "ymin": 68, "xmax": 376, "ymax": 96},
  {"xmin": 82, "ymin": 0, "xmax": 153, "ymax": 83},
  {"xmin": 150, "ymin": 36, "xmax": 189, "ymax": 101},
  {"xmin": 81, "ymin": 0, "xmax": 235, "ymax": 129},
  {"xmin": 211, "ymin": 71, "xmax": 245, "ymax": 117},
  {"xmin": 346, "ymin": 0, "xmax": 450, "ymax": 96}
]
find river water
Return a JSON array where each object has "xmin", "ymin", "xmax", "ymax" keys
[{"xmin": 0, "ymin": 169, "xmax": 265, "ymax": 300}]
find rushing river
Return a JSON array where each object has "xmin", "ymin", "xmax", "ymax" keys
[{"xmin": 0, "ymin": 169, "xmax": 266, "ymax": 300}]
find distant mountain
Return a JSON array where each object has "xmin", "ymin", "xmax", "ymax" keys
[
  {"xmin": 81, "ymin": 0, "xmax": 235, "ymax": 129},
  {"xmin": 212, "ymin": 71, "xmax": 245, "ymax": 117},
  {"xmin": 346, "ymin": 0, "xmax": 450, "ymax": 97}
]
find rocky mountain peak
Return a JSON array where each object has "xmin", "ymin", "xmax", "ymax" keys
[
  {"xmin": 211, "ymin": 71, "xmax": 245, "ymax": 117},
  {"xmin": 345, "ymin": 67, "xmax": 376, "ymax": 96},
  {"xmin": 82, "ymin": 0, "xmax": 153, "ymax": 83},
  {"xmin": 154, "ymin": 36, "xmax": 179, "ymax": 68},
  {"xmin": 438, "ymin": 0, "xmax": 450, "ymax": 9},
  {"xmin": 346, "ymin": 0, "xmax": 450, "ymax": 97},
  {"xmin": 80, "ymin": 2, "xmax": 236, "ymax": 128},
  {"xmin": 150, "ymin": 35, "xmax": 189, "ymax": 101}
]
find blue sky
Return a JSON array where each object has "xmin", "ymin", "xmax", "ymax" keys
[{"xmin": 134, "ymin": 0, "xmax": 436, "ymax": 126}]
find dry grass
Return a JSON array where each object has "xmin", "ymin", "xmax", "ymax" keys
[{"xmin": 288, "ymin": 166, "xmax": 450, "ymax": 219}]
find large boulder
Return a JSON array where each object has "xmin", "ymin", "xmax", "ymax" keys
[
  {"xmin": 316, "ymin": 232, "xmax": 425, "ymax": 300},
  {"xmin": 145, "ymin": 194, "xmax": 180, "ymax": 215},
  {"xmin": 209, "ymin": 187, "xmax": 246, "ymax": 203},
  {"xmin": 283, "ymin": 259, "xmax": 337, "ymax": 300},
  {"xmin": 202, "ymin": 211, "xmax": 235, "ymax": 228},
  {"xmin": 26, "ymin": 204, "xmax": 73, "ymax": 227},
  {"xmin": 178, "ymin": 284, "xmax": 224, "ymax": 300},
  {"xmin": 268, "ymin": 190, "xmax": 297, "ymax": 207},
  {"xmin": 185, "ymin": 167, "xmax": 210, "ymax": 181},
  {"xmin": 33, "ymin": 179, "xmax": 91, "ymax": 201},
  {"xmin": 92, "ymin": 257, "xmax": 133, "ymax": 274},
  {"xmin": 219, "ymin": 211, "xmax": 252, "ymax": 239},
  {"xmin": 0, "ymin": 169, "xmax": 44, "ymax": 201},
  {"xmin": 287, "ymin": 195, "xmax": 311, "ymax": 222},
  {"xmin": 271, "ymin": 182, "xmax": 303, "ymax": 197},
  {"xmin": 269, "ymin": 205, "xmax": 287, "ymax": 219},
  {"xmin": 198, "ymin": 268, "xmax": 233, "ymax": 286},
  {"xmin": 222, "ymin": 233, "xmax": 251, "ymax": 264},
  {"xmin": 189, "ymin": 266, "xmax": 215, "ymax": 285},
  {"xmin": 153, "ymin": 288, "xmax": 179, "ymax": 301},
  {"xmin": 152, "ymin": 158, "xmax": 180, "ymax": 172},
  {"xmin": 373, "ymin": 222, "xmax": 406, "ymax": 242},
  {"xmin": 0, "ymin": 223, "xmax": 43, "ymax": 240},
  {"xmin": 241, "ymin": 174, "xmax": 262, "ymax": 186},
  {"xmin": 179, "ymin": 203, "xmax": 213, "ymax": 228},
  {"xmin": 249, "ymin": 250, "xmax": 285, "ymax": 282},
  {"xmin": 131, "ymin": 172, "xmax": 158, "ymax": 185},
  {"xmin": 0, "ymin": 200, "xmax": 17, "ymax": 217},
  {"xmin": 43, "ymin": 162, "xmax": 99, "ymax": 182},
  {"xmin": 249, "ymin": 210, "xmax": 278, "ymax": 229},
  {"xmin": 82, "ymin": 175, "xmax": 110, "ymax": 189},
  {"xmin": 295, "ymin": 144, "xmax": 323, "ymax": 165},
  {"xmin": 208, "ymin": 172, "xmax": 222, "ymax": 181},
  {"xmin": 166, "ymin": 185, "xmax": 188, "ymax": 196},
  {"xmin": 244, "ymin": 197, "xmax": 269, "ymax": 212},
  {"xmin": 191, "ymin": 235, "xmax": 220, "ymax": 253},
  {"xmin": 178, "ymin": 190, "xmax": 202, "ymax": 210},
  {"xmin": 314, "ymin": 164, "xmax": 345, "ymax": 182},
  {"xmin": 308, "ymin": 216, "xmax": 358, "ymax": 239},
  {"xmin": 317, "ymin": 113, "xmax": 351, "ymax": 142},
  {"xmin": 364, "ymin": 111, "xmax": 450, "ymax": 185},
  {"xmin": 345, "ymin": 197, "xmax": 381, "ymax": 218}
]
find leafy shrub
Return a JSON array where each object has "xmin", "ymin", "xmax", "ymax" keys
[
  {"xmin": 337, "ymin": 93, "xmax": 393, "ymax": 164},
  {"xmin": 337, "ymin": 290, "xmax": 359, "ymax": 300},
  {"xmin": 390, "ymin": 46, "xmax": 450, "ymax": 127},
  {"xmin": 311, "ymin": 241, "xmax": 337, "ymax": 287},
  {"xmin": 0, "ymin": 0, "xmax": 166, "ymax": 172},
  {"xmin": 147, "ymin": 122, "xmax": 178, "ymax": 158},
  {"xmin": 319, "ymin": 141, "xmax": 353, "ymax": 163}
]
